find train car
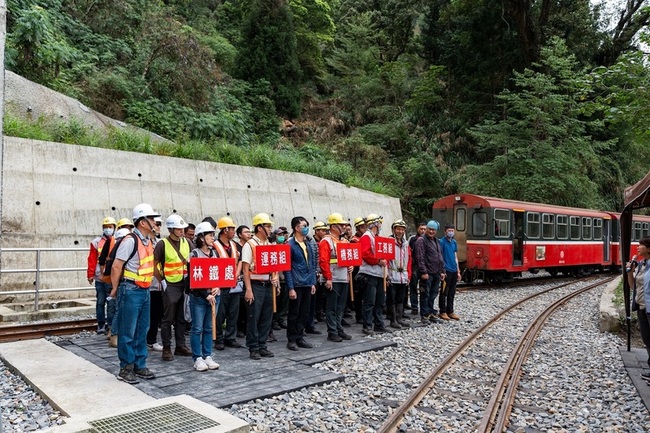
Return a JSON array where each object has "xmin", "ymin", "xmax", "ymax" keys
[
  {"xmin": 431, "ymin": 194, "xmax": 614, "ymax": 283},
  {"xmin": 608, "ymin": 212, "xmax": 650, "ymax": 268}
]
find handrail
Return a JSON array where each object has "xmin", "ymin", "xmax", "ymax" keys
[{"xmin": 0, "ymin": 247, "xmax": 93, "ymax": 310}]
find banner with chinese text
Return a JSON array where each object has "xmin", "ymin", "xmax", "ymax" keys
[
  {"xmin": 254, "ymin": 244, "xmax": 292, "ymax": 273},
  {"xmin": 374, "ymin": 236, "xmax": 396, "ymax": 260},
  {"xmin": 336, "ymin": 243, "xmax": 362, "ymax": 267},
  {"xmin": 189, "ymin": 258, "xmax": 237, "ymax": 288}
]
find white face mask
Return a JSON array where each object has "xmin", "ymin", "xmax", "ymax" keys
[{"xmin": 103, "ymin": 228, "xmax": 114, "ymax": 237}]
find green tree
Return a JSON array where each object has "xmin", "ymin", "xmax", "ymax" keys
[{"xmin": 235, "ymin": 0, "xmax": 302, "ymax": 118}]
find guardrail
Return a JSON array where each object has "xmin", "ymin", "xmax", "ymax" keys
[{"xmin": 0, "ymin": 247, "xmax": 93, "ymax": 310}]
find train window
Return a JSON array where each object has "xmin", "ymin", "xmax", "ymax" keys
[
  {"xmin": 456, "ymin": 208, "xmax": 466, "ymax": 231},
  {"xmin": 527, "ymin": 212, "xmax": 541, "ymax": 239},
  {"xmin": 570, "ymin": 216, "xmax": 581, "ymax": 240},
  {"xmin": 593, "ymin": 219, "xmax": 603, "ymax": 240},
  {"xmin": 557, "ymin": 215, "xmax": 568, "ymax": 239},
  {"xmin": 542, "ymin": 213, "xmax": 555, "ymax": 239},
  {"xmin": 644, "ymin": 223, "xmax": 649, "ymax": 238},
  {"xmin": 633, "ymin": 222, "xmax": 643, "ymax": 241},
  {"xmin": 494, "ymin": 209, "xmax": 510, "ymax": 238},
  {"xmin": 582, "ymin": 217, "xmax": 592, "ymax": 240},
  {"xmin": 473, "ymin": 212, "xmax": 487, "ymax": 236}
]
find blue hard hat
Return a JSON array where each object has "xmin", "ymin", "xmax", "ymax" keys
[{"xmin": 427, "ymin": 220, "xmax": 440, "ymax": 230}]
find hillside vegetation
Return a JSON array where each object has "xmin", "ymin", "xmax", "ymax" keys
[{"xmin": 6, "ymin": 0, "xmax": 650, "ymax": 219}]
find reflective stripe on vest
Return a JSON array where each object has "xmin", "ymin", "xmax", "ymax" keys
[
  {"xmin": 161, "ymin": 238, "xmax": 190, "ymax": 283},
  {"xmin": 324, "ymin": 235, "xmax": 349, "ymax": 283},
  {"xmin": 246, "ymin": 238, "xmax": 270, "ymax": 280},
  {"xmin": 123, "ymin": 235, "xmax": 155, "ymax": 288},
  {"xmin": 214, "ymin": 239, "xmax": 238, "ymax": 259}
]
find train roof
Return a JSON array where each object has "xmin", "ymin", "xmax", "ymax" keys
[{"xmin": 433, "ymin": 194, "xmax": 612, "ymax": 218}]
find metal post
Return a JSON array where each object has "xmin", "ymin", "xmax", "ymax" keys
[
  {"xmin": 0, "ymin": 0, "xmax": 7, "ymax": 306},
  {"xmin": 35, "ymin": 250, "xmax": 41, "ymax": 310}
]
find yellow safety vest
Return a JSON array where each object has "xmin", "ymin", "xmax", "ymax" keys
[{"xmin": 161, "ymin": 237, "xmax": 190, "ymax": 283}]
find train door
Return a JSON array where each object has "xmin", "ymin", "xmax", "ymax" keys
[
  {"xmin": 454, "ymin": 204, "xmax": 467, "ymax": 263},
  {"xmin": 512, "ymin": 210, "xmax": 525, "ymax": 266},
  {"xmin": 603, "ymin": 218, "xmax": 611, "ymax": 262}
]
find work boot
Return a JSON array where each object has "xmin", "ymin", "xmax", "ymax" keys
[
  {"xmin": 162, "ymin": 346, "xmax": 174, "ymax": 361},
  {"xmin": 389, "ymin": 305, "xmax": 402, "ymax": 329},
  {"xmin": 174, "ymin": 346, "xmax": 192, "ymax": 356},
  {"xmin": 109, "ymin": 334, "xmax": 118, "ymax": 348},
  {"xmin": 396, "ymin": 304, "xmax": 410, "ymax": 328}
]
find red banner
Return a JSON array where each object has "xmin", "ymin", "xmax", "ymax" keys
[
  {"xmin": 374, "ymin": 236, "xmax": 396, "ymax": 260},
  {"xmin": 189, "ymin": 257, "xmax": 237, "ymax": 289},
  {"xmin": 336, "ymin": 243, "xmax": 362, "ymax": 267},
  {"xmin": 254, "ymin": 244, "xmax": 292, "ymax": 273}
]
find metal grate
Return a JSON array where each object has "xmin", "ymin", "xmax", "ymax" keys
[{"xmin": 88, "ymin": 402, "xmax": 220, "ymax": 433}]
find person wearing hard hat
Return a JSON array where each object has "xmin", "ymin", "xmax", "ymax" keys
[
  {"xmin": 439, "ymin": 223, "xmax": 462, "ymax": 321},
  {"xmin": 407, "ymin": 222, "xmax": 427, "ymax": 315},
  {"xmin": 146, "ymin": 216, "xmax": 164, "ymax": 352},
  {"xmin": 387, "ymin": 219, "xmax": 412, "ymax": 329},
  {"xmin": 358, "ymin": 214, "xmax": 388, "ymax": 335},
  {"xmin": 350, "ymin": 217, "xmax": 366, "ymax": 324},
  {"xmin": 415, "ymin": 220, "xmax": 446, "ymax": 324},
  {"xmin": 319, "ymin": 213, "xmax": 353, "ymax": 342},
  {"xmin": 188, "ymin": 222, "xmax": 221, "ymax": 372},
  {"xmin": 242, "ymin": 213, "xmax": 278, "ymax": 360},
  {"xmin": 283, "ymin": 216, "xmax": 317, "ymax": 351},
  {"xmin": 117, "ymin": 218, "xmax": 135, "ymax": 232},
  {"xmin": 154, "ymin": 213, "xmax": 193, "ymax": 361},
  {"xmin": 109, "ymin": 203, "xmax": 160, "ymax": 384},
  {"xmin": 351, "ymin": 217, "xmax": 367, "ymax": 243},
  {"xmin": 87, "ymin": 216, "xmax": 117, "ymax": 334},
  {"xmin": 106, "ymin": 226, "xmax": 136, "ymax": 349},
  {"xmin": 305, "ymin": 221, "xmax": 328, "ymax": 335},
  {"xmin": 213, "ymin": 217, "xmax": 243, "ymax": 351}
]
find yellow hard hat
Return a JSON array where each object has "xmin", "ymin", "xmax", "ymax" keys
[
  {"xmin": 392, "ymin": 219, "xmax": 407, "ymax": 229},
  {"xmin": 366, "ymin": 214, "xmax": 383, "ymax": 225},
  {"xmin": 217, "ymin": 216, "xmax": 236, "ymax": 229},
  {"xmin": 252, "ymin": 213, "xmax": 273, "ymax": 226},
  {"xmin": 354, "ymin": 217, "xmax": 366, "ymax": 227},
  {"xmin": 327, "ymin": 213, "xmax": 346, "ymax": 225},
  {"xmin": 117, "ymin": 218, "xmax": 133, "ymax": 229},
  {"xmin": 313, "ymin": 221, "xmax": 329, "ymax": 231},
  {"xmin": 102, "ymin": 217, "xmax": 117, "ymax": 227}
]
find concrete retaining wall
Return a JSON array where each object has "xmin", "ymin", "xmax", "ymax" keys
[{"xmin": 0, "ymin": 136, "xmax": 402, "ymax": 300}]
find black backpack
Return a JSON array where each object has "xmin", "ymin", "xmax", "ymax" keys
[{"xmin": 100, "ymin": 233, "xmax": 138, "ymax": 284}]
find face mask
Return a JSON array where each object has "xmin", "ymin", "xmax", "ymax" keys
[
  {"xmin": 300, "ymin": 226, "xmax": 310, "ymax": 236},
  {"xmin": 103, "ymin": 228, "xmax": 114, "ymax": 237},
  {"xmin": 277, "ymin": 236, "xmax": 286, "ymax": 243},
  {"xmin": 446, "ymin": 230, "xmax": 455, "ymax": 238}
]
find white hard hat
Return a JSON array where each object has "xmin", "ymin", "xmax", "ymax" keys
[
  {"xmin": 166, "ymin": 214, "xmax": 189, "ymax": 229},
  {"xmin": 132, "ymin": 203, "xmax": 160, "ymax": 222},
  {"xmin": 114, "ymin": 228, "xmax": 131, "ymax": 239},
  {"xmin": 194, "ymin": 222, "xmax": 215, "ymax": 237}
]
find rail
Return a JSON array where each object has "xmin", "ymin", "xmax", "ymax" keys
[{"xmin": 0, "ymin": 247, "xmax": 93, "ymax": 310}]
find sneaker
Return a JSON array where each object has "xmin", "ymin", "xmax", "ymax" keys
[
  {"xmin": 152, "ymin": 343, "xmax": 163, "ymax": 351},
  {"xmin": 117, "ymin": 368, "xmax": 139, "ymax": 384},
  {"xmin": 97, "ymin": 326, "xmax": 106, "ymax": 335},
  {"xmin": 272, "ymin": 322, "xmax": 281, "ymax": 331},
  {"xmin": 338, "ymin": 331, "xmax": 352, "ymax": 340},
  {"xmin": 259, "ymin": 348, "xmax": 274, "ymax": 357},
  {"xmin": 237, "ymin": 331, "xmax": 245, "ymax": 338},
  {"xmin": 134, "ymin": 367, "xmax": 155, "ymax": 380},
  {"xmin": 341, "ymin": 319, "xmax": 351, "ymax": 328},
  {"xmin": 439, "ymin": 312, "xmax": 450, "ymax": 321},
  {"xmin": 374, "ymin": 326, "xmax": 388, "ymax": 333},
  {"xmin": 278, "ymin": 321, "xmax": 288, "ymax": 329},
  {"xmin": 410, "ymin": 308, "xmax": 419, "ymax": 315},
  {"xmin": 327, "ymin": 334, "xmax": 343, "ymax": 342},
  {"xmin": 194, "ymin": 358, "xmax": 208, "ymax": 372},
  {"xmin": 362, "ymin": 326, "xmax": 374, "ymax": 335},
  {"xmin": 287, "ymin": 341, "xmax": 299, "ymax": 351},
  {"xmin": 420, "ymin": 316, "xmax": 430, "ymax": 324},
  {"xmin": 267, "ymin": 332, "xmax": 278, "ymax": 342},
  {"xmin": 250, "ymin": 350, "xmax": 261, "ymax": 360},
  {"xmin": 203, "ymin": 356, "xmax": 220, "ymax": 370},
  {"xmin": 448, "ymin": 313, "xmax": 460, "ymax": 321}
]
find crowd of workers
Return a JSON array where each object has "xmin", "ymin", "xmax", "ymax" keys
[{"xmin": 86, "ymin": 204, "xmax": 462, "ymax": 385}]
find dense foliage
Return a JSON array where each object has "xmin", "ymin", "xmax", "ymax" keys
[{"xmin": 6, "ymin": 0, "xmax": 650, "ymax": 220}]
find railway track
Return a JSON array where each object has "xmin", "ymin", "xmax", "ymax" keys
[
  {"xmin": 0, "ymin": 319, "xmax": 97, "ymax": 343},
  {"xmin": 377, "ymin": 275, "xmax": 615, "ymax": 433}
]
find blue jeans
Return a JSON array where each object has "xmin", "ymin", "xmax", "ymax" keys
[
  {"xmin": 190, "ymin": 294, "xmax": 217, "ymax": 360},
  {"xmin": 95, "ymin": 280, "xmax": 115, "ymax": 328},
  {"xmin": 117, "ymin": 282, "xmax": 150, "ymax": 369},
  {"xmin": 361, "ymin": 275, "xmax": 385, "ymax": 328},
  {"xmin": 111, "ymin": 288, "xmax": 121, "ymax": 336},
  {"xmin": 420, "ymin": 273, "xmax": 441, "ymax": 317}
]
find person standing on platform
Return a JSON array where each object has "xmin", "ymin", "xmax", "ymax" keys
[
  {"xmin": 88, "ymin": 216, "xmax": 117, "ymax": 334},
  {"xmin": 236, "ymin": 225, "xmax": 252, "ymax": 339},
  {"xmin": 350, "ymin": 217, "xmax": 367, "ymax": 324},
  {"xmin": 242, "ymin": 213, "xmax": 278, "ymax": 360},
  {"xmin": 387, "ymin": 219, "xmax": 411, "ymax": 329},
  {"xmin": 319, "ymin": 213, "xmax": 353, "ymax": 342},
  {"xmin": 630, "ymin": 238, "xmax": 650, "ymax": 378},
  {"xmin": 213, "ymin": 217, "xmax": 243, "ymax": 350},
  {"xmin": 416, "ymin": 220, "xmax": 446, "ymax": 324},
  {"xmin": 407, "ymin": 222, "xmax": 427, "ymax": 315},
  {"xmin": 284, "ymin": 216, "xmax": 317, "ymax": 350},
  {"xmin": 154, "ymin": 214, "xmax": 193, "ymax": 361},
  {"xmin": 439, "ymin": 223, "xmax": 462, "ymax": 321},
  {"xmin": 146, "ymin": 217, "xmax": 164, "ymax": 351},
  {"xmin": 358, "ymin": 214, "xmax": 388, "ymax": 335},
  {"xmin": 110, "ymin": 203, "xmax": 159, "ymax": 384}
]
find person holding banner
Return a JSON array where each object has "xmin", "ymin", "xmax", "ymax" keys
[
  {"xmin": 284, "ymin": 217, "xmax": 318, "ymax": 350},
  {"xmin": 358, "ymin": 214, "xmax": 388, "ymax": 335},
  {"xmin": 387, "ymin": 219, "xmax": 411, "ymax": 329},
  {"xmin": 214, "ymin": 217, "xmax": 243, "ymax": 350},
  {"xmin": 188, "ymin": 222, "xmax": 221, "ymax": 372},
  {"xmin": 319, "ymin": 213, "xmax": 355, "ymax": 342},
  {"xmin": 415, "ymin": 220, "xmax": 446, "ymax": 324},
  {"xmin": 242, "ymin": 213, "xmax": 278, "ymax": 360}
]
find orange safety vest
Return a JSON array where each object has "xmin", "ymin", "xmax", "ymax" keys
[
  {"xmin": 214, "ymin": 239, "xmax": 238, "ymax": 260},
  {"xmin": 123, "ymin": 235, "xmax": 155, "ymax": 288}
]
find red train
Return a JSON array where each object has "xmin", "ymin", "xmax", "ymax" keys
[{"xmin": 431, "ymin": 194, "xmax": 650, "ymax": 283}]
